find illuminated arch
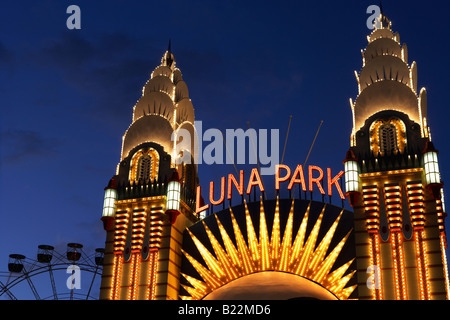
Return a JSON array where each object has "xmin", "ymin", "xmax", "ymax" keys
[
  {"xmin": 369, "ymin": 117, "xmax": 406, "ymax": 156},
  {"xmin": 180, "ymin": 198, "xmax": 356, "ymax": 300},
  {"xmin": 129, "ymin": 148, "xmax": 160, "ymax": 182}
]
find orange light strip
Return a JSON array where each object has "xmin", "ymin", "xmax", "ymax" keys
[
  {"xmin": 131, "ymin": 210, "xmax": 147, "ymax": 252},
  {"xmin": 440, "ymin": 235, "xmax": 450, "ymax": 299},
  {"xmin": 436, "ymin": 198, "xmax": 450, "ymax": 299},
  {"xmin": 129, "ymin": 253, "xmax": 141, "ymax": 300},
  {"xmin": 362, "ymin": 185, "xmax": 380, "ymax": 234},
  {"xmin": 360, "ymin": 168, "xmax": 422, "ymax": 178},
  {"xmin": 406, "ymin": 181, "xmax": 430, "ymax": 299},
  {"xmin": 362, "ymin": 185, "xmax": 383, "ymax": 300},
  {"xmin": 145, "ymin": 251, "xmax": 159, "ymax": 300},
  {"xmin": 367, "ymin": 234, "xmax": 383, "ymax": 299},
  {"xmin": 384, "ymin": 183, "xmax": 407, "ymax": 300},
  {"xmin": 109, "ymin": 254, "xmax": 117, "ymax": 300},
  {"xmin": 112, "ymin": 254, "xmax": 123, "ymax": 300},
  {"xmin": 127, "ymin": 253, "xmax": 136, "ymax": 300},
  {"xmin": 113, "ymin": 211, "xmax": 129, "ymax": 253},
  {"xmin": 148, "ymin": 207, "xmax": 164, "ymax": 251},
  {"xmin": 414, "ymin": 230, "xmax": 430, "ymax": 299}
]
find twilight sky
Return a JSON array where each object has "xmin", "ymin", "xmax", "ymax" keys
[{"xmin": 1, "ymin": 0, "xmax": 450, "ymax": 298}]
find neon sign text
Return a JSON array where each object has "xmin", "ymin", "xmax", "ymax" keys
[{"xmin": 196, "ymin": 164, "xmax": 345, "ymax": 214}]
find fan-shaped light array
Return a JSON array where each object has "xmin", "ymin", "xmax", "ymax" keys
[{"xmin": 181, "ymin": 197, "xmax": 356, "ymax": 300}]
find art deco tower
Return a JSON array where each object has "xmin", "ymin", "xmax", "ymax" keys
[
  {"xmin": 99, "ymin": 45, "xmax": 199, "ymax": 300},
  {"xmin": 344, "ymin": 12, "xmax": 449, "ymax": 299}
]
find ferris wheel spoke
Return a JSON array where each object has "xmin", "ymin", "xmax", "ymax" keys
[
  {"xmin": 22, "ymin": 267, "xmax": 40, "ymax": 300},
  {"xmin": 48, "ymin": 265, "xmax": 58, "ymax": 300},
  {"xmin": 85, "ymin": 265, "xmax": 99, "ymax": 300},
  {"xmin": 0, "ymin": 280, "xmax": 17, "ymax": 300}
]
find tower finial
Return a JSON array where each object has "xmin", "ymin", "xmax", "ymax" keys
[{"xmin": 162, "ymin": 39, "xmax": 175, "ymax": 69}]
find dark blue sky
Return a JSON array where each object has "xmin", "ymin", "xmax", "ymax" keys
[{"xmin": 1, "ymin": 0, "xmax": 450, "ymax": 298}]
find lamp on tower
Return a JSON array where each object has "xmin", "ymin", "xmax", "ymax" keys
[
  {"xmin": 343, "ymin": 148, "xmax": 361, "ymax": 207},
  {"xmin": 423, "ymin": 140, "xmax": 443, "ymax": 200},
  {"xmin": 101, "ymin": 176, "xmax": 118, "ymax": 231},
  {"xmin": 166, "ymin": 170, "xmax": 181, "ymax": 224}
]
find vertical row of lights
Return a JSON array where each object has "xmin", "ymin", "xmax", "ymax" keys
[
  {"xmin": 129, "ymin": 209, "xmax": 147, "ymax": 299},
  {"xmin": 436, "ymin": 199, "xmax": 450, "ymax": 299},
  {"xmin": 145, "ymin": 252, "xmax": 155, "ymax": 300},
  {"xmin": 279, "ymin": 209, "xmax": 294, "ymax": 272},
  {"xmin": 259, "ymin": 200, "xmax": 271, "ymax": 271},
  {"xmin": 414, "ymin": 230, "xmax": 430, "ymax": 299},
  {"xmin": 406, "ymin": 181, "xmax": 430, "ymax": 299},
  {"xmin": 112, "ymin": 254, "xmax": 123, "ymax": 300},
  {"xmin": 151, "ymin": 251, "xmax": 159, "ymax": 300},
  {"xmin": 109, "ymin": 254, "xmax": 118, "ymax": 300},
  {"xmin": 146, "ymin": 206, "xmax": 164, "ymax": 299},
  {"xmin": 373, "ymin": 233, "xmax": 383, "ymax": 299},
  {"xmin": 271, "ymin": 198, "xmax": 281, "ymax": 264},
  {"xmin": 440, "ymin": 235, "xmax": 450, "ymax": 300},
  {"xmin": 384, "ymin": 183, "xmax": 407, "ymax": 300},
  {"xmin": 132, "ymin": 254, "xmax": 141, "ymax": 300},
  {"xmin": 362, "ymin": 185, "xmax": 383, "ymax": 299},
  {"xmin": 110, "ymin": 210, "xmax": 129, "ymax": 300},
  {"xmin": 127, "ymin": 253, "xmax": 137, "ymax": 300}
]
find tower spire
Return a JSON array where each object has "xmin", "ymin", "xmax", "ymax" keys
[
  {"xmin": 344, "ymin": 11, "xmax": 449, "ymax": 301},
  {"xmin": 161, "ymin": 39, "xmax": 175, "ymax": 69}
]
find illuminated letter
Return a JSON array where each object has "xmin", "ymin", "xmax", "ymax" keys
[
  {"xmin": 308, "ymin": 165, "xmax": 325, "ymax": 194},
  {"xmin": 327, "ymin": 168, "xmax": 345, "ymax": 199},
  {"xmin": 288, "ymin": 165, "xmax": 307, "ymax": 191},
  {"xmin": 66, "ymin": 5, "xmax": 81, "ymax": 30},
  {"xmin": 275, "ymin": 164, "xmax": 291, "ymax": 190},
  {"xmin": 227, "ymin": 170, "xmax": 244, "ymax": 200},
  {"xmin": 210, "ymin": 177, "xmax": 225, "ymax": 206},
  {"xmin": 246, "ymin": 168, "xmax": 265, "ymax": 195},
  {"xmin": 196, "ymin": 185, "xmax": 209, "ymax": 214}
]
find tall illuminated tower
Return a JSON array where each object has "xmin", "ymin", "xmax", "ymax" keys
[
  {"xmin": 344, "ymin": 12, "xmax": 449, "ymax": 299},
  {"xmin": 99, "ymin": 45, "xmax": 199, "ymax": 300}
]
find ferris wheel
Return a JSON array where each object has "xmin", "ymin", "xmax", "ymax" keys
[{"xmin": 0, "ymin": 243, "xmax": 104, "ymax": 300}]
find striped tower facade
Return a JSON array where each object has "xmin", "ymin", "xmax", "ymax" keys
[{"xmin": 99, "ymin": 46, "xmax": 199, "ymax": 300}]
